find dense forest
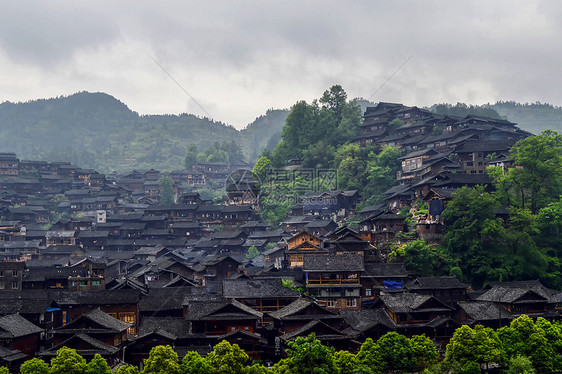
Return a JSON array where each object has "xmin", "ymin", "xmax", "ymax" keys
[
  {"xmin": 13, "ymin": 315, "xmax": 562, "ymax": 374},
  {"xmin": 0, "ymin": 92, "xmax": 287, "ymax": 173},
  {"xmin": 0, "ymin": 92, "xmax": 561, "ymax": 173}
]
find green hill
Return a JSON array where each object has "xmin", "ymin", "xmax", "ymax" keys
[{"xmin": 0, "ymin": 92, "xmax": 288, "ymax": 172}]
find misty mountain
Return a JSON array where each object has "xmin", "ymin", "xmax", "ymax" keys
[
  {"xmin": 0, "ymin": 92, "xmax": 288, "ymax": 172},
  {"xmin": 430, "ymin": 102, "xmax": 562, "ymax": 134}
]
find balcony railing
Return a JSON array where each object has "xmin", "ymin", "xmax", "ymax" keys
[{"xmin": 307, "ymin": 277, "xmax": 360, "ymax": 285}]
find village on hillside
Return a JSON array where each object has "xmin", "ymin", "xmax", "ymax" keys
[{"xmin": 0, "ymin": 102, "xmax": 556, "ymax": 371}]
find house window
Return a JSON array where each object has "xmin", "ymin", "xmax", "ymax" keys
[
  {"xmin": 346, "ymin": 298, "xmax": 357, "ymax": 307},
  {"xmin": 12, "ymin": 270, "xmax": 18, "ymax": 277},
  {"xmin": 326, "ymin": 299, "xmax": 338, "ymax": 308},
  {"xmin": 79, "ymin": 281, "xmax": 87, "ymax": 286},
  {"xmin": 0, "ymin": 271, "xmax": 3, "ymax": 277},
  {"xmin": 0, "ymin": 282, "xmax": 4, "ymax": 289},
  {"xmin": 11, "ymin": 281, "xmax": 18, "ymax": 289},
  {"xmin": 365, "ymin": 289, "xmax": 372, "ymax": 297},
  {"xmin": 119, "ymin": 312, "xmax": 135, "ymax": 324},
  {"xmin": 92, "ymin": 280, "xmax": 101, "ymax": 286}
]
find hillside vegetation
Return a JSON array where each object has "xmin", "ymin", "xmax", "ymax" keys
[
  {"xmin": 0, "ymin": 92, "xmax": 561, "ymax": 173},
  {"xmin": 0, "ymin": 92, "xmax": 288, "ymax": 172}
]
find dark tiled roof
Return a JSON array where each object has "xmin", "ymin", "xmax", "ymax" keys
[
  {"xmin": 457, "ymin": 301, "xmax": 513, "ymax": 321},
  {"xmin": 77, "ymin": 231, "xmax": 110, "ymax": 238},
  {"xmin": 406, "ymin": 276, "xmax": 469, "ymax": 290},
  {"xmin": 282, "ymin": 320, "xmax": 348, "ymax": 341},
  {"xmin": 139, "ymin": 287, "xmax": 193, "ymax": 312},
  {"xmin": 41, "ymin": 333, "xmax": 118, "ymax": 356},
  {"xmin": 399, "ymin": 148, "xmax": 440, "ymax": 160},
  {"xmin": 378, "ymin": 293, "xmax": 453, "ymax": 313},
  {"xmin": 81, "ymin": 308, "xmax": 131, "ymax": 332},
  {"xmin": 222, "ymin": 279, "xmax": 300, "ymax": 299},
  {"xmin": 133, "ymin": 328, "xmax": 177, "ymax": 342},
  {"xmin": 185, "ymin": 299, "xmax": 262, "ymax": 321},
  {"xmin": 0, "ymin": 314, "xmax": 42, "ymax": 338},
  {"xmin": 0, "ymin": 292, "xmax": 57, "ymax": 314},
  {"xmin": 54, "ymin": 289, "xmax": 141, "ymax": 305},
  {"xmin": 358, "ymin": 204, "xmax": 386, "ymax": 215},
  {"xmin": 268, "ymin": 298, "xmax": 338, "ymax": 320},
  {"xmin": 0, "ymin": 346, "xmax": 27, "ymax": 362},
  {"xmin": 138, "ymin": 317, "xmax": 190, "ymax": 338},
  {"xmin": 433, "ymin": 173, "xmax": 491, "ymax": 186},
  {"xmin": 476, "ymin": 280, "xmax": 557, "ymax": 303},
  {"xmin": 363, "ymin": 262, "xmax": 408, "ymax": 277},
  {"xmin": 456, "ymin": 140, "xmax": 515, "ymax": 153},
  {"xmin": 303, "ymin": 254, "xmax": 364, "ymax": 272},
  {"xmin": 341, "ymin": 309, "xmax": 396, "ymax": 332},
  {"xmin": 248, "ymin": 229, "xmax": 285, "ymax": 239}
]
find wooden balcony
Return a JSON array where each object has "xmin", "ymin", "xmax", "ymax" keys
[{"xmin": 306, "ymin": 277, "xmax": 360, "ymax": 285}]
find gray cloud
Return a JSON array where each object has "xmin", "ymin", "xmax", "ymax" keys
[{"xmin": 1, "ymin": 1, "xmax": 562, "ymax": 127}]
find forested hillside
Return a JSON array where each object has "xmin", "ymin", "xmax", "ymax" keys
[
  {"xmin": 1, "ymin": 91, "xmax": 561, "ymax": 173},
  {"xmin": 0, "ymin": 92, "xmax": 288, "ymax": 172}
]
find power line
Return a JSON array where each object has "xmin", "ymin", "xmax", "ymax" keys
[
  {"xmin": 367, "ymin": 54, "xmax": 415, "ymax": 102},
  {"xmin": 147, "ymin": 52, "xmax": 214, "ymax": 120}
]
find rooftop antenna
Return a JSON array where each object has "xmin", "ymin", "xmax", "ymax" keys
[
  {"xmin": 147, "ymin": 52, "xmax": 214, "ymax": 120},
  {"xmin": 367, "ymin": 54, "xmax": 415, "ymax": 102}
]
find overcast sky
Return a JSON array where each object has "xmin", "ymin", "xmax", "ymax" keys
[{"xmin": 0, "ymin": 1, "xmax": 561, "ymax": 128}]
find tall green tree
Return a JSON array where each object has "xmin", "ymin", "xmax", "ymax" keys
[
  {"xmin": 445, "ymin": 325, "xmax": 502, "ymax": 369},
  {"xmin": 364, "ymin": 146, "xmax": 402, "ymax": 204},
  {"xmin": 489, "ymin": 130, "xmax": 562, "ymax": 214},
  {"xmin": 142, "ymin": 345, "xmax": 180, "ymax": 374},
  {"xmin": 50, "ymin": 347, "xmax": 87, "ymax": 374},
  {"xmin": 252, "ymin": 156, "xmax": 273, "ymax": 184},
  {"xmin": 159, "ymin": 176, "xmax": 175, "ymax": 206},
  {"xmin": 498, "ymin": 315, "xmax": 562, "ymax": 372},
  {"xmin": 410, "ymin": 335, "xmax": 439, "ymax": 371},
  {"xmin": 271, "ymin": 85, "xmax": 362, "ymax": 167},
  {"xmin": 442, "ymin": 185, "xmax": 504, "ymax": 287},
  {"xmin": 537, "ymin": 196, "xmax": 562, "ymax": 253},
  {"xmin": 86, "ymin": 354, "xmax": 112, "ymax": 374},
  {"xmin": 280, "ymin": 334, "xmax": 337, "ymax": 374},
  {"xmin": 509, "ymin": 130, "xmax": 562, "ymax": 213},
  {"xmin": 180, "ymin": 351, "xmax": 212, "ymax": 374},
  {"xmin": 402, "ymin": 240, "xmax": 453, "ymax": 277},
  {"xmin": 377, "ymin": 332, "xmax": 414, "ymax": 372},
  {"xmin": 245, "ymin": 245, "xmax": 260, "ymax": 259},
  {"xmin": 333, "ymin": 350, "xmax": 359, "ymax": 374},
  {"xmin": 355, "ymin": 338, "xmax": 384, "ymax": 374},
  {"xmin": 206, "ymin": 340, "xmax": 249, "ymax": 374},
  {"xmin": 320, "ymin": 85, "xmax": 347, "ymax": 123},
  {"xmin": 184, "ymin": 143, "xmax": 198, "ymax": 170},
  {"xmin": 20, "ymin": 358, "xmax": 49, "ymax": 374}
]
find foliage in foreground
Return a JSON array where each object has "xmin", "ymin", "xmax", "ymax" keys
[{"xmin": 11, "ymin": 315, "xmax": 562, "ymax": 374}]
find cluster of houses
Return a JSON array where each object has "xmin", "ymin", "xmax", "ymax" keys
[
  {"xmin": 352, "ymin": 102, "xmax": 531, "ymax": 242},
  {"xmin": 0, "ymin": 102, "xmax": 553, "ymax": 371},
  {"xmin": 0, "ymin": 222, "xmax": 558, "ymax": 369}
]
